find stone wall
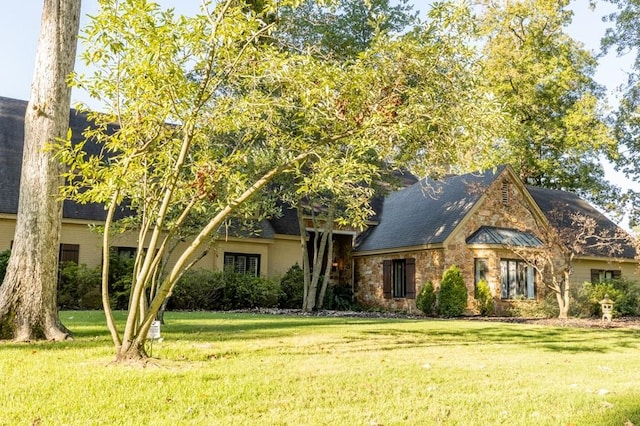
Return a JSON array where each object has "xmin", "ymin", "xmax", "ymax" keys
[
  {"xmin": 354, "ymin": 249, "xmax": 444, "ymax": 312},
  {"xmin": 353, "ymin": 173, "xmax": 550, "ymax": 313}
]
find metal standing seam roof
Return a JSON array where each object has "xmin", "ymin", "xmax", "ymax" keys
[{"xmin": 465, "ymin": 226, "xmax": 542, "ymax": 247}]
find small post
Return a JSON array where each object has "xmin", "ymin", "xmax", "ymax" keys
[
  {"xmin": 599, "ymin": 294, "xmax": 614, "ymax": 323},
  {"xmin": 147, "ymin": 320, "xmax": 161, "ymax": 357}
]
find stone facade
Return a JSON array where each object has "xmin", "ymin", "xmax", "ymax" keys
[{"xmin": 353, "ymin": 172, "xmax": 549, "ymax": 313}]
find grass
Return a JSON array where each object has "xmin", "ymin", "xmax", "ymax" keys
[{"xmin": 1, "ymin": 312, "xmax": 640, "ymax": 425}]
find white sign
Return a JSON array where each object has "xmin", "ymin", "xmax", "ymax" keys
[{"xmin": 147, "ymin": 320, "xmax": 161, "ymax": 339}]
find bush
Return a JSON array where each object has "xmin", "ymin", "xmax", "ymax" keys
[
  {"xmin": 108, "ymin": 251, "xmax": 135, "ymax": 310},
  {"xmin": 57, "ymin": 262, "xmax": 102, "ymax": 309},
  {"xmin": 279, "ymin": 264, "xmax": 304, "ymax": 309},
  {"xmin": 168, "ymin": 269, "xmax": 225, "ymax": 310},
  {"xmin": 416, "ymin": 281, "xmax": 437, "ymax": 316},
  {"xmin": 438, "ymin": 265, "xmax": 468, "ymax": 317},
  {"xmin": 169, "ymin": 269, "xmax": 281, "ymax": 311},
  {"xmin": 573, "ymin": 279, "xmax": 640, "ymax": 318},
  {"xmin": 475, "ymin": 279, "xmax": 494, "ymax": 316},
  {"xmin": 507, "ymin": 293, "xmax": 557, "ymax": 318},
  {"xmin": 323, "ymin": 283, "xmax": 355, "ymax": 311},
  {"xmin": 0, "ymin": 249, "xmax": 10, "ymax": 283}
]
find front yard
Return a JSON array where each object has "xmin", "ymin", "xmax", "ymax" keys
[{"xmin": 1, "ymin": 311, "xmax": 639, "ymax": 425}]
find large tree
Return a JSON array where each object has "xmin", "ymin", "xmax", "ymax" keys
[
  {"xmin": 57, "ymin": 0, "xmax": 502, "ymax": 361},
  {"xmin": 602, "ymin": 0, "xmax": 640, "ymax": 227},
  {"xmin": 0, "ymin": 0, "xmax": 81, "ymax": 341},
  {"xmin": 477, "ymin": 0, "xmax": 620, "ymax": 213}
]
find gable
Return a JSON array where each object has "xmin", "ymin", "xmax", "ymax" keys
[{"xmin": 355, "ymin": 166, "xmax": 508, "ymax": 253}]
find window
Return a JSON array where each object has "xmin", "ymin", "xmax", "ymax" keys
[
  {"xmin": 590, "ymin": 269, "xmax": 621, "ymax": 283},
  {"xmin": 500, "ymin": 259, "xmax": 534, "ymax": 299},
  {"xmin": 474, "ymin": 258, "xmax": 488, "ymax": 297},
  {"xmin": 59, "ymin": 243, "xmax": 79, "ymax": 264},
  {"xmin": 114, "ymin": 246, "xmax": 136, "ymax": 259},
  {"xmin": 383, "ymin": 258, "xmax": 415, "ymax": 299},
  {"xmin": 224, "ymin": 252, "xmax": 260, "ymax": 276}
]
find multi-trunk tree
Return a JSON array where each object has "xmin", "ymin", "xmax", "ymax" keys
[
  {"xmin": 57, "ymin": 0, "xmax": 503, "ymax": 361},
  {"xmin": 505, "ymin": 204, "xmax": 630, "ymax": 318},
  {"xmin": 0, "ymin": 0, "xmax": 81, "ymax": 341}
]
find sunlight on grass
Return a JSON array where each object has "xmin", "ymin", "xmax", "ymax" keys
[{"xmin": 1, "ymin": 312, "xmax": 639, "ymax": 425}]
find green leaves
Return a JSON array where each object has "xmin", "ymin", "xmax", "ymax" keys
[{"xmin": 476, "ymin": 0, "xmax": 619, "ymax": 212}]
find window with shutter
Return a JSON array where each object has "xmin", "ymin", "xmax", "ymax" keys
[
  {"xmin": 382, "ymin": 258, "xmax": 415, "ymax": 299},
  {"xmin": 590, "ymin": 269, "xmax": 622, "ymax": 283},
  {"xmin": 383, "ymin": 260, "xmax": 392, "ymax": 299}
]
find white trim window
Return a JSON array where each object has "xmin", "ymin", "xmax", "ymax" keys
[{"xmin": 500, "ymin": 259, "xmax": 535, "ymax": 299}]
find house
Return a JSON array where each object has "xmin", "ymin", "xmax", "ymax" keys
[
  {"xmin": 352, "ymin": 165, "xmax": 638, "ymax": 313},
  {"xmin": 0, "ymin": 96, "xmax": 303, "ymax": 279},
  {"xmin": 1, "ymin": 95, "xmax": 637, "ymax": 314}
]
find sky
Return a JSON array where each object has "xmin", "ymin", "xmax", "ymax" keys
[{"xmin": 0, "ymin": 1, "xmax": 637, "ymax": 195}]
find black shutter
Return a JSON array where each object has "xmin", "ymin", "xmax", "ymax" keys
[
  {"xmin": 383, "ymin": 260, "xmax": 391, "ymax": 299},
  {"xmin": 590, "ymin": 269, "xmax": 599, "ymax": 284},
  {"xmin": 405, "ymin": 258, "xmax": 416, "ymax": 299}
]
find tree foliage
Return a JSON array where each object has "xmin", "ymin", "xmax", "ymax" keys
[
  {"xmin": 57, "ymin": 0, "xmax": 503, "ymax": 360},
  {"xmin": 602, "ymin": 0, "xmax": 640, "ymax": 226},
  {"xmin": 477, "ymin": 0, "xmax": 619, "ymax": 214}
]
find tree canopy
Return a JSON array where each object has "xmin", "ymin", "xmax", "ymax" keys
[
  {"xmin": 477, "ymin": 0, "xmax": 620, "ymax": 214},
  {"xmin": 57, "ymin": 0, "xmax": 503, "ymax": 359}
]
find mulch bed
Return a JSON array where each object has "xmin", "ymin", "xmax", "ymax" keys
[{"xmin": 239, "ymin": 308, "xmax": 640, "ymax": 329}]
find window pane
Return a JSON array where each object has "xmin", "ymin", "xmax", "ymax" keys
[
  {"xmin": 527, "ymin": 266, "xmax": 535, "ymax": 299},
  {"xmin": 392, "ymin": 260, "xmax": 406, "ymax": 298},
  {"xmin": 500, "ymin": 261, "xmax": 508, "ymax": 299},
  {"xmin": 224, "ymin": 252, "xmax": 260, "ymax": 276},
  {"xmin": 508, "ymin": 261, "xmax": 517, "ymax": 299}
]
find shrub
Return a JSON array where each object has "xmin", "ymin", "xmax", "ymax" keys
[
  {"xmin": 323, "ymin": 283, "xmax": 355, "ymax": 311},
  {"xmin": 169, "ymin": 269, "xmax": 280, "ymax": 311},
  {"xmin": 507, "ymin": 293, "xmax": 557, "ymax": 318},
  {"xmin": 279, "ymin": 263, "xmax": 304, "ymax": 309},
  {"xmin": 438, "ymin": 265, "xmax": 468, "ymax": 317},
  {"xmin": 475, "ymin": 279, "xmax": 494, "ymax": 316},
  {"xmin": 573, "ymin": 279, "xmax": 640, "ymax": 318},
  {"xmin": 57, "ymin": 262, "xmax": 102, "ymax": 309},
  {"xmin": 168, "ymin": 269, "xmax": 225, "ymax": 311},
  {"xmin": 416, "ymin": 281, "xmax": 436, "ymax": 316},
  {"xmin": 108, "ymin": 251, "xmax": 135, "ymax": 310},
  {"xmin": 0, "ymin": 249, "xmax": 10, "ymax": 283}
]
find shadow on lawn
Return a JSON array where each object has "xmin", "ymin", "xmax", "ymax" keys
[
  {"xmin": 156, "ymin": 312, "xmax": 640, "ymax": 355},
  {"xmin": 0, "ymin": 312, "xmax": 638, "ymax": 355}
]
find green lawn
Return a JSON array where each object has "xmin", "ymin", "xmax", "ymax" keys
[{"xmin": 1, "ymin": 312, "xmax": 639, "ymax": 425}]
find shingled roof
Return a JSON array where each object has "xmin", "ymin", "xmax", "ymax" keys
[
  {"xmin": 355, "ymin": 166, "xmax": 508, "ymax": 252},
  {"xmin": 0, "ymin": 96, "xmax": 124, "ymax": 221},
  {"xmin": 527, "ymin": 186, "xmax": 636, "ymax": 259}
]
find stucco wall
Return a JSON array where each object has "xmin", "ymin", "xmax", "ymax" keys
[
  {"xmin": 572, "ymin": 258, "xmax": 639, "ymax": 284},
  {"xmin": 1, "ymin": 215, "xmax": 302, "ymax": 279}
]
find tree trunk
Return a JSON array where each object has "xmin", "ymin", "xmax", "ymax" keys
[
  {"xmin": 116, "ymin": 337, "xmax": 148, "ymax": 362},
  {"xmin": 557, "ymin": 271, "xmax": 571, "ymax": 319},
  {"xmin": 0, "ymin": 0, "xmax": 81, "ymax": 341}
]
